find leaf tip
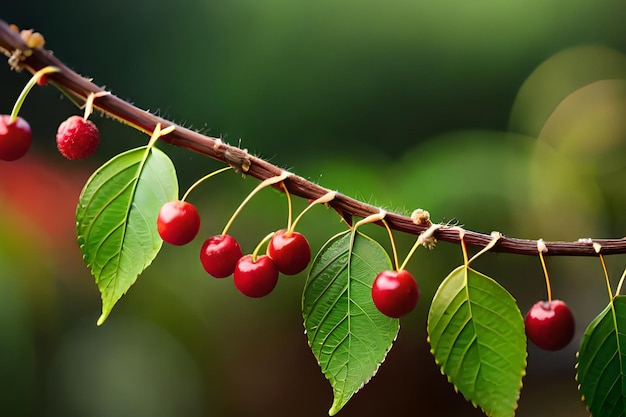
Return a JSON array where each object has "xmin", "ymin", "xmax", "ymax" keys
[
  {"xmin": 328, "ymin": 401, "xmax": 342, "ymax": 416},
  {"xmin": 97, "ymin": 308, "xmax": 111, "ymax": 326}
]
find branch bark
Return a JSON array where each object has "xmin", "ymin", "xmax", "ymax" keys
[{"xmin": 1, "ymin": 19, "xmax": 625, "ymax": 257}]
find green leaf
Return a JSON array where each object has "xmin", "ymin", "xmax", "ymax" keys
[
  {"xmin": 76, "ymin": 145, "xmax": 178, "ymax": 325},
  {"xmin": 577, "ymin": 295, "xmax": 626, "ymax": 417},
  {"xmin": 302, "ymin": 230, "xmax": 398, "ymax": 416},
  {"xmin": 427, "ymin": 265, "xmax": 527, "ymax": 417}
]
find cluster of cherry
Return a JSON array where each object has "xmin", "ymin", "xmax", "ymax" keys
[
  {"xmin": 0, "ymin": 68, "xmax": 101, "ymax": 163},
  {"xmin": 157, "ymin": 198, "xmax": 312, "ymax": 298},
  {"xmin": 156, "ymin": 171, "xmax": 426, "ymax": 320}
]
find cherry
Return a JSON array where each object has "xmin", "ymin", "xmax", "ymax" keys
[
  {"xmin": 56, "ymin": 115, "xmax": 100, "ymax": 160},
  {"xmin": 0, "ymin": 115, "xmax": 32, "ymax": 161},
  {"xmin": 200, "ymin": 234, "xmax": 243, "ymax": 278},
  {"xmin": 157, "ymin": 201, "xmax": 200, "ymax": 245},
  {"xmin": 371, "ymin": 269, "xmax": 419, "ymax": 318},
  {"xmin": 267, "ymin": 229, "xmax": 311, "ymax": 275},
  {"xmin": 525, "ymin": 299, "xmax": 575, "ymax": 351},
  {"xmin": 233, "ymin": 254, "xmax": 279, "ymax": 298}
]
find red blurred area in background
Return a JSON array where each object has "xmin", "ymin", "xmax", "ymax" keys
[{"xmin": 0, "ymin": 153, "xmax": 92, "ymax": 268}]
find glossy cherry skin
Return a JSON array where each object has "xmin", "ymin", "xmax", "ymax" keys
[
  {"xmin": 233, "ymin": 254, "xmax": 279, "ymax": 298},
  {"xmin": 56, "ymin": 115, "xmax": 100, "ymax": 160},
  {"xmin": 200, "ymin": 234, "xmax": 243, "ymax": 278},
  {"xmin": 525, "ymin": 300, "xmax": 575, "ymax": 351},
  {"xmin": 157, "ymin": 201, "xmax": 200, "ymax": 245},
  {"xmin": 0, "ymin": 115, "xmax": 32, "ymax": 161},
  {"xmin": 371, "ymin": 270, "xmax": 419, "ymax": 318},
  {"xmin": 267, "ymin": 229, "xmax": 311, "ymax": 275}
]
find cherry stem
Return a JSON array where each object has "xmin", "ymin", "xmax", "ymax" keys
[
  {"xmin": 467, "ymin": 231, "xmax": 502, "ymax": 265},
  {"xmin": 459, "ymin": 229, "xmax": 469, "ymax": 266},
  {"xmin": 353, "ymin": 209, "xmax": 387, "ymax": 230},
  {"xmin": 284, "ymin": 183, "xmax": 293, "ymax": 232},
  {"xmin": 537, "ymin": 239, "xmax": 552, "ymax": 302},
  {"xmin": 594, "ymin": 242, "xmax": 614, "ymax": 300},
  {"xmin": 599, "ymin": 253, "xmax": 612, "ymax": 301},
  {"xmin": 397, "ymin": 224, "xmax": 438, "ymax": 271},
  {"xmin": 147, "ymin": 123, "xmax": 175, "ymax": 150},
  {"xmin": 10, "ymin": 65, "xmax": 59, "ymax": 122},
  {"xmin": 180, "ymin": 166, "xmax": 232, "ymax": 202},
  {"xmin": 382, "ymin": 219, "xmax": 400, "ymax": 271},
  {"xmin": 252, "ymin": 232, "xmax": 275, "ymax": 262},
  {"xmin": 83, "ymin": 91, "xmax": 111, "ymax": 120},
  {"xmin": 289, "ymin": 190, "xmax": 337, "ymax": 234},
  {"xmin": 221, "ymin": 171, "xmax": 290, "ymax": 236}
]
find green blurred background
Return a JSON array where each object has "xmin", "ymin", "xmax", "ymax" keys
[{"xmin": 1, "ymin": 1, "xmax": 626, "ymax": 416}]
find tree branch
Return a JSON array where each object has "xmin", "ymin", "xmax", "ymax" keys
[{"xmin": 1, "ymin": 19, "xmax": 625, "ymax": 257}]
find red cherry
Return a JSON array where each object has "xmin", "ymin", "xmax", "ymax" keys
[
  {"xmin": 200, "ymin": 234, "xmax": 243, "ymax": 278},
  {"xmin": 157, "ymin": 201, "xmax": 201, "ymax": 245},
  {"xmin": 0, "ymin": 115, "xmax": 32, "ymax": 161},
  {"xmin": 372, "ymin": 269, "xmax": 419, "ymax": 318},
  {"xmin": 267, "ymin": 229, "xmax": 311, "ymax": 275},
  {"xmin": 233, "ymin": 254, "xmax": 279, "ymax": 298},
  {"xmin": 525, "ymin": 299, "xmax": 575, "ymax": 351},
  {"xmin": 56, "ymin": 115, "xmax": 100, "ymax": 160}
]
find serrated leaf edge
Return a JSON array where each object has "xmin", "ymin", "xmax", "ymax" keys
[
  {"xmin": 76, "ymin": 145, "xmax": 167, "ymax": 325},
  {"xmin": 575, "ymin": 297, "xmax": 626, "ymax": 416},
  {"xmin": 329, "ymin": 229, "xmax": 397, "ymax": 416},
  {"xmin": 427, "ymin": 265, "xmax": 527, "ymax": 417},
  {"xmin": 303, "ymin": 229, "xmax": 399, "ymax": 416}
]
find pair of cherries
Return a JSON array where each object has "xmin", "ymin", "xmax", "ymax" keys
[
  {"xmin": 0, "ymin": 114, "xmax": 100, "ymax": 161},
  {"xmin": 157, "ymin": 200, "xmax": 311, "ymax": 298},
  {"xmin": 372, "ymin": 271, "xmax": 576, "ymax": 350}
]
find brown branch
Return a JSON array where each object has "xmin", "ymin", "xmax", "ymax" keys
[{"xmin": 1, "ymin": 19, "xmax": 625, "ymax": 257}]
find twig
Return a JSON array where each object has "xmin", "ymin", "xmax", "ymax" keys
[{"xmin": 1, "ymin": 19, "xmax": 625, "ymax": 257}]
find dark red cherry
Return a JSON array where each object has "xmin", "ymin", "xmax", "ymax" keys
[
  {"xmin": 525, "ymin": 300, "xmax": 575, "ymax": 351},
  {"xmin": 0, "ymin": 115, "xmax": 32, "ymax": 161},
  {"xmin": 56, "ymin": 115, "xmax": 100, "ymax": 160},
  {"xmin": 233, "ymin": 254, "xmax": 279, "ymax": 298},
  {"xmin": 372, "ymin": 269, "xmax": 419, "ymax": 318},
  {"xmin": 267, "ymin": 229, "xmax": 311, "ymax": 275},
  {"xmin": 157, "ymin": 201, "xmax": 200, "ymax": 245},
  {"xmin": 200, "ymin": 234, "xmax": 243, "ymax": 278}
]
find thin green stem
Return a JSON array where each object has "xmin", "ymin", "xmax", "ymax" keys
[
  {"xmin": 538, "ymin": 250, "xmax": 552, "ymax": 302},
  {"xmin": 10, "ymin": 66, "xmax": 59, "ymax": 122},
  {"xmin": 353, "ymin": 209, "xmax": 386, "ymax": 230},
  {"xmin": 382, "ymin": 219, "xmax": 400, "ymax": 271},
  {"xmin": 220, "ymin": 171, "xmax": 290, "ymax": 236},
  {"xmin": 399, "ymin": 223, "xmax": 446, "ymax": 270},
  {"xmin": 82, "ymin": 91, "xmax": 111, "ymax": 120},
  {"xmin": 467, "ymin": 232, "xmax": 502, "ymax": 265},
  {"xmin": 284, "ymin": 183, "xmax": 293, "ymax": 231},
  {"xmin": 181, "ymin": 166, "xmax": 231, "ymax": 202},
  {"xmin": 147, "ymin": 124, "xmax": 175, "ymax": 149},
  {"xmin": 599, "ymin": 253, "xmax": 614, "ymax": 301},
  {"xmin": 593, "ymin": 242, "xmax": 614, "ymax": 301},
  {"xmin": 459, "ymin": 229, "xmax": 469, "ymax": 266},
  {"xmin": 399, "ymin": 236, "xmax": 421, "ymax": 272},
  {"xmin": 289, "ymin": 190, "xmax": 336, "ymax": 233},
  {"xmin": 252, "ymin": 232, "xmax": 275, "ymax": 262}
]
